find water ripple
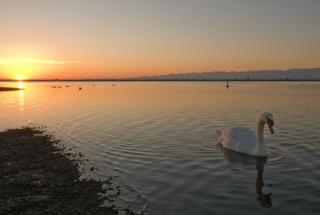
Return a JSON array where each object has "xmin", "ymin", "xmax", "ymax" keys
[{"xmin": 1, "ymin": 81, "xmax": 320, "ymax": 214}]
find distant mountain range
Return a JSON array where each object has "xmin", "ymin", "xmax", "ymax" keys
[
  {"xmin": 132, "ymin": 68, "xmax": 320, "ymax": 81},
  {"xmin": 1, "ymin": 68, "xmax": 320, "ymax": 82}
]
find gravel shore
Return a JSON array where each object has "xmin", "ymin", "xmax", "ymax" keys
[{"xmin": 0, "ymin": 127, "xmax": 136, "ymax": 215}]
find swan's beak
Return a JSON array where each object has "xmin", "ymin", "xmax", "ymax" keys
[{"xmin": 267, "ymin": 121, "xmax": 274, "ymax": 134}]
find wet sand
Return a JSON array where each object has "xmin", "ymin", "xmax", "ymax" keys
[
  {"xmin": 0, "ymin": 87, "xmax": 23, "ymax": 91},
  {"xmin": 0, "ymin": 127, "xmax": 136, "ymax": 215}
]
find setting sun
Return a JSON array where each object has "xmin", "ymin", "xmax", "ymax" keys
[
  {"xmin": 0, "ymin": 57, "xmax": 38, "ymax": 80},
  {"xmin": 15, "ymin": 75, "xmax": 25, "ymax": 81}
]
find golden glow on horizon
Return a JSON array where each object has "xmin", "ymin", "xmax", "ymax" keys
[
  {"xmin": 0, "ymin": 57, "xmax": 108, "ymax": 80},
  {"xmin": 0, "ymin": 56, "xmax": 319, "ymax": 80},
  {"xmin": 0, "ymin": 58, "xmax": 33, "ymax": 80},
  {"xmin": 16, "ymin": 75, "xmax": 25, "ymax": 81}
]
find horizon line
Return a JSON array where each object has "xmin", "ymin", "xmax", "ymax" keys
[{"xmin": 1, "ymin": 67, "xmax": 319, "ymax": 82}]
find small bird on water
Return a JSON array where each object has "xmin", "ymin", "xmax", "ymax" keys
[{"xmin": 226, "ymin": 81, "xmax": 230, "ymax": 88}]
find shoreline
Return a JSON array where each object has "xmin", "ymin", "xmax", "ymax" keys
[
  {"xmin": 0, "ymin": 87, "xmax": 23, "ymax": 91},
  {"xmin": 0, "ymin": 127, "xmax": 138, "ymax": 215}
]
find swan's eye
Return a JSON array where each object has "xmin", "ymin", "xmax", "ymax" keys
[{"xmin": 267, "ymin": 119, "xmax": 274, "ymax": 125}]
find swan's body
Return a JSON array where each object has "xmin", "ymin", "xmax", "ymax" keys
[{"xmin": 218, "ymin": 112, "xmax": 274, "ymax": 157}]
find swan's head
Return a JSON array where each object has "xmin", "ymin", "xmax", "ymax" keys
[{"xmin": 259, "ymin": 112, "xmax": 274, "ymax": 134}]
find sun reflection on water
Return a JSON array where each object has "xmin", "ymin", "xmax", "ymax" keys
[
  {"xmin": 17, "ymin": 81, "xmax": 24, "ymax": 89},
  {"xmin": 17, "ymin": 81, "xmax": 25, "ymax": 111}
]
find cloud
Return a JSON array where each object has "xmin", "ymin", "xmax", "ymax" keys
[{"xmin": 0, "ymin": 57, "xmax": 104, "ymax": 65}]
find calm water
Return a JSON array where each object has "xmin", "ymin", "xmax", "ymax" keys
[{"xmin": 1, "ymin": 81, "xmax": 320, "ymax": 214}]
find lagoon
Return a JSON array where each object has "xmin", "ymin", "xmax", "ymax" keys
[{"xmin": 1, "ymin": 81, "xmax": 320, "ymax": 214}]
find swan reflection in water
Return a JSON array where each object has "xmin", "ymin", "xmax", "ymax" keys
[{"xmin": 218, "ymin": 144, "xmax": 273, "ymax": 208}]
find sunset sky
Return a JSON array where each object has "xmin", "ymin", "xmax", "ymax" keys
[{"xmin": 1, "ymin": 0, "xmax": 319, "ymax": 80}]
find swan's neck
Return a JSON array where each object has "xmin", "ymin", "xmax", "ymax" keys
[
  {"xmin": 257, "ymin": 119, "xmax": 265, "ymax": 144},
  {"xmin": 254, "ymin": 119, "xmax": 268, "ymax": 156}
]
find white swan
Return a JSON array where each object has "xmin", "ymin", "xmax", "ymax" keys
[{"xmin": 217, "ymin": 112, "xmax": 275, "ymax": 157}]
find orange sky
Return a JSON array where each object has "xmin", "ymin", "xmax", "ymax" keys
[{"xmin": 1, "ymin": 0, "xmax": 319, "ymax": 80}]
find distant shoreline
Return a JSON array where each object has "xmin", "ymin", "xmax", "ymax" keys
[{"xmin": 0, "ymin": 87, "xmax": 23, "ymax": 91}]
